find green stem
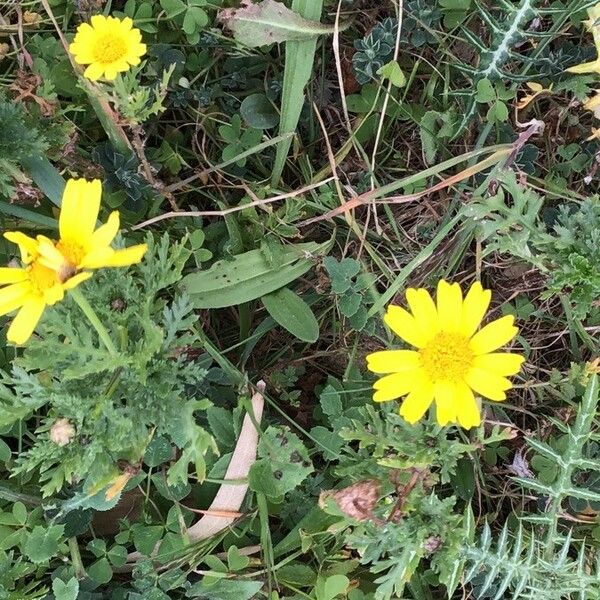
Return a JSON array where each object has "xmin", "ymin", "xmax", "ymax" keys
[
  {"xmin": 68, "ymin": 537, "xmax": 86, "ymax": 579},
  {"xmin": 69, "ymin": 288, "xmax": 118, "ymax": 356}
]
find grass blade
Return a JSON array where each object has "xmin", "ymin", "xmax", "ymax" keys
[{"xmin": 271, "ymin": 0, "xmax": 323, "ymax": 186}]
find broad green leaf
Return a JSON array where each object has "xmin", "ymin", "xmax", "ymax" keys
[
  {"xmin": 182, "ymin": 239, "xmax": 333, "ymax": 308},
  {"xmin": 52, "ymin": 577, "xmax": 79, "ymax": 600},
  {"xmin": 249, "ymin": 426, "xmax": 313, "ymax": 499},
  {"xmin": 261, "ymin": 287, "xmax": 319, "ymax": 342},
  {"xmin": 377, "ymin": 60, "xmax": 406, "ymax": 87},
  {"xmin": 240, "ymin": 93, "xmax": 280, "ymax": 129},
  {"xmin": 88, "ymin": 557, "xmax": 113, "ymax": 584},
  {"xmin": 0, "ymin": 439, "xmax": 10, "ymax": 462},
  {"xmin": 144, "ymin": 436, "xmax": 172, "ymax": 467},
  {"xmin": 160, "ymin": 0, "xmax": 187, "ymax": 18},
  {"xmin": 218, "ymin": 0, "xmax": 333, "ymax": 47},
  {"xmin": 22, "ymin": 524, "xmax": 65, "ymax": 563}
]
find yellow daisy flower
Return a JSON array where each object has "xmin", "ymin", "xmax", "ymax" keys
[
  {"xmin": 566, "ymin": 4, "xmax": 600, "ymax": 75},
  {"xmin": 0, "ymin": 235, "xmax": 90, "ymax": 344},
  {"xmin": 367, "ymin": 281, "xmax": 525, "ymax": 429},
  {"xmin": 69, "ymin": 15, "xmax": 146, "ymax": 81},
  {"xmin": 35, "ymin": 178, "xmax": 147, "ymax": 283}
]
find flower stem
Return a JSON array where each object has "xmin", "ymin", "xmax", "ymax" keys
[{"xmin": 69, "ymin": 288, "xmax": 118, "ymax": 356}]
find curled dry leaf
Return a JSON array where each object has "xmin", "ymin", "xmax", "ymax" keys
[{"xmin": 319, "ymin": 479, "xmax": 381, "ymax": 522}]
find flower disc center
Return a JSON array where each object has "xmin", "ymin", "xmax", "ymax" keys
[
  {"xmin": 93, "ymin": 34, "xmax": 127, "ymax": 64},
  {"xmin": 419, "ymin": 331, "xmax": 474, "ymax": 384}
]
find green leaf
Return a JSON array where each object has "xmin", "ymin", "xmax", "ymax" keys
[
  {"xmin": 207, "ymin": 406, "xmax": 236, "ymax": 448},
  {"xmin": 241, "ymin": 93, "xmax": 280, "ymax": 129},
  {"xmin": 88, "ymin": 557, "xmax": 113, "ymax": 584},
  {"xmin": 475, "ymin": 78, "xmax": 496, "ymax": 103},
  {"xmin": 271, "ymin": 0, "xmax": 324, "ymax": 185},
  {"xmin": 132, "ymin": 524, "xmax": 164, "ymax": 556},
  {"xmin": 320, "ymin": 385, "xmax": 342, "ymax": 418},
  {"xmin": 315, "ymin": 574, "xmax": 350, "ymax": 600},
  {"xmin": 182, "ymin": 240, "xmax": 332, "ymax": 308},
  {"xmin": 144, "ymin": 436, "xmax": 173, "ymax": 467},
  {"xmin": 377, "ymin": 60, "xmax": 406, "ymax": 87},
  {"xmin": 0, "ymin": 439, "xmax": 10, "ymax": 462},
  {"xmin": 218, "ymin": 0, "xmax": 334, "ymax": 47},
  {"xmin": 183, "ymin": 6, "xmax": 208, "ymax": 34},
  {"xmin": 22, "ymin": 524, "xmax": 65, "ymax": 563},
  {"xmin": 227, "ymin": 545, "xmax": 251, "ymax": 571},
  {"xmin": 52, "ymin": 577, "xmax": 79, "ymax": 600},
  {"xmin": 323, "ymin": 257, "xmax": 360, "ymax": 294},
  {"xmin": 12, "ymin": 501, "xmax": 27, "ymax": 526},
  {"xmin": 160, "ymin": 0, "xmax": 187, "ymax": 18},
  {"xmin": 261, "ymin": 287, "xmax": 319, "ymax": 342},
  {"xmin": 338, "ymin": 290, "xmax": 362, "ymax": 317},
  {"xmin": 249, "ymin": 426, "xmax": 313, "ymax": 498}
]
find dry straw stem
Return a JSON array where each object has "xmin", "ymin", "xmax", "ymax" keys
[{"xmin": 120, "ymin": 381, "xmax": 266, "ymax": 568}]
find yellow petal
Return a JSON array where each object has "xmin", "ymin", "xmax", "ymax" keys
[
  {"xmin": 36, "ymin": 237, "xmax": 68, "ymax": 272},
  {"xmin": 399, "ymin": 375, "xmax": 434, "ymax": 424},
  {"xmin": 0, "ymin": 282, "xmax": 30, "ymax": 316},
  {"xmin": 384, "ymin": 305, "xmax": 427, "ymax": 348},
  {"xmin": 465, "ymin": 367, "xmax": 512, "ymax": 401},
  {"xmin": 433, "ymin": 380, "xmax": 457, "ymax": 426},
  {"xmin": 461, "ymin": 281, "xmax": 492, "ymax": 337},
  {"xmin": 406, "ymin": 287, "xmax": 438, "ymax": 342},
  {"xmin": 373, "ymin": 369, "xmax": 422, "ymax": 402},
  {"xmin": 84, "ymin": 62, "xmax": 104, "ymax": 81},
  {"xmin": 0, "ymin": 282, "xmax": 30, "ymax": 308},
  {"xmin": 60, "ymin": 179, "xmax": 101, "ymax": 246},
  {"xmin": 436, "ymin": 280, "xmax": 463, "ymax": 332},
  {"xmin": 7, "ymin": 298, "xmax": 45, "ymax": 345},
  {"xmin": 469, "ymin": 315, "xmax": 518, "ymax": 355},
  {"xmin": 0, "ymin": 268, "xmax": 27, "ymax": 285},
  {"xmin": 104, "ymin": 66, "xmax": 118, "ymax": 81},
  {"xmin": 43, "ymin": 284, "xmax": 65, "ymax": 306},
  {"xmin": 64, "ymin": 272, "xmax": 93, "ymax": 291},
  {"xmin": 366, "ymin": 349, "xmax": 421, "ymax": 374},
  {"xmin": 473, "ymin": 353, "xmax": 525, "ymax": 376},
  {"xmin": 85, "ymin": 244, "xmax": 147, "ymax": 268},
  {"xmin": 4, "ymin": 231, "xmax": 40, "ymax": 263},
  {"xmin": 91, "ymin": 211, "xmax": 120, "ymax": 248},
  {"xmin": 455, "ymin": 380, "xmax": 481, "ymax": 429}
]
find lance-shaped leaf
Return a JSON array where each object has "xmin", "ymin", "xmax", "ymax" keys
[{"xmin": 218, "ymin": 0, "xmax": 334, "ymax": 47}]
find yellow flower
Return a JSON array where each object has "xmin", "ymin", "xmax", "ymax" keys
[
  {"xmin": 567, "ymin": 4, "xmax": 600, "ymax": 75},
  {"xmin": 69, "ymin": 15, "xmax": 146, "ymax": 81},
  {"xmin": 366, "ymin": 281, "xmax": 524, "ymax": 429},
  {"xmin": 0, "ymin": 235, "xmax": 90, "ymax": 344},
  {"xmin": 35, "ymin": 179, "xmax": 147, "ymax": 282}
]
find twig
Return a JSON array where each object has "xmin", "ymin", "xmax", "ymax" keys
[{"xmin": 131, "ymin": 178, "xmax": 335, "ymax": 230}]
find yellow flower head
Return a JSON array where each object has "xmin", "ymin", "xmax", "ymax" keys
[
  {"xmin": 0, "ymin": 237, "xmax": 90, "ymax": 344},
  {"xmin": 36, "ymin": 179, "xmax": 147, "ymax": 282},
  {"xmin": 367, "ymin": 281, "xmax": 525, "ymax": 429},
  {"xmin": 566, "ymin": 3, "xmax": 600, "ymax": 75},
  {"xmin": 69, "ymin": 15, "xmax": 146, "ymax": 81}
]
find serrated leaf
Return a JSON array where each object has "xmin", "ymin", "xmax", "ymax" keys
[
  {"xmin": 22, "ymin": 524, "xmax": 64, "ymax": 563},
  {"xmin": 261, "ymin": 287, "xmax": 319, "ymax": 342}
]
